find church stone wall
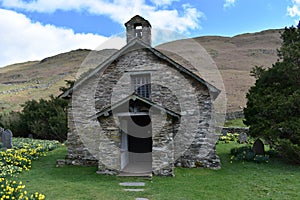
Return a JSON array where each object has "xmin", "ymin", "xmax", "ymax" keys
[{"xmin": 66, "ymin": 48, "xmax": 220, "ymax": 176}]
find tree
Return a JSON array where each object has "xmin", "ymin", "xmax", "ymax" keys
[
  {"xmin": 244, "ymin": 22, "xmax": 300, "ymax": 164},
  {"xmin": 0, "ymin": 111, "xmax": 28, "ymax": 138},
  {"xmin": 0, "ymin": 80, "xmax": 72, "ymax": 141},
  {"xmin": 250, "ymin": 65, "xmax": 266, "ymax": 79},
  {"xmin": 20, "ymin": 95, "xmax": 68, "ymax": 142},
  {"xmin": 59, "ymin": 80, "xmax": 75, "ymax": 93}
]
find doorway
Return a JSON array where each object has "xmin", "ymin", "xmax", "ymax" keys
[{"xmin": 120, "ymin": 115, "xmax": 152, "ymax": 174}]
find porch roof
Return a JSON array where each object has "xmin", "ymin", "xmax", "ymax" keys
[{"xmin": 90, "ymin": 93, "xmax": 181, "ymax": 120}]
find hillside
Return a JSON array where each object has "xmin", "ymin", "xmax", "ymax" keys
[
  {"xmin": 0, "ymin": 29, "xmax": 282, "ymax": 112},
  {"xmin": 158, "ymin": 29, "xmax": 282, "ymax": 112},
  {"xmin": 0, "ymin": 49, "xmax": 117, "ymax": 112},
  {"xmin": 196, "ymin": 29, "xmax": 281, "ymax": 111}
]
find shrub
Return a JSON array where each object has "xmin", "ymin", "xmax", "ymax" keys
[
  {"xmin": 21, "ymin": 96, "xmax": 68, "ymax": 141},
  {"xmin": 0, "ymin": 96, "xmax": 68, "ymax": 141},
  {"xmin": 253, "ymin": 155, "xmax": 269, "ymax": 163},
  {"xmin": 276, "ymin": 139, "xmax": 300, "ymax": 165},
  {"xmin": 0, "ymin": 111, "xmax": 28, "ymax": 138},
  {"xmin": 230, "ymin": 146, "xmax": 269, "ymax": 163}
]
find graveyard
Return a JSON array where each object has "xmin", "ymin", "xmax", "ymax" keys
[
  {"xmin": 0, "ymin": 7, "xmax": 300, "ymax": 200},
  {"xmin": 0, "ymin": 133, "xmax": 299, "ymax": 199}
]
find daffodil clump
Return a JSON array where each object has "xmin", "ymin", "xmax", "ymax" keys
[
  {"xmin": 218, "ymin": 133, "xmax": 240, "ymax": 143},
  {"xmin": 0, "ymin": 138, "xmax": 59, "ymax": 178},
  {"xmin": 0, "ymin": 138, "xmax": 60, "ymax": 200},
  {"xmin": 0, "ymin": 178, "xmax": 45, "ymax": 200}
]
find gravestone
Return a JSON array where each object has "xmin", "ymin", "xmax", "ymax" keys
[
  {"xmin": 0, "ymin": 127, "xmax": 3, "ymax": 145},
  {"xmin": 238, "ymin": 133, "xmax": 248, "ymax": 143},
  {"xmin": 253, "ymin": 138, "xmax": 265, "ymax": 155},
  {"xmin": 2, "ymin": 129, "xmax": 13, "ymax": 149}
]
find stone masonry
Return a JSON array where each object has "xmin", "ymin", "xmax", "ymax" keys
[{"xmin": 63, "ymin": 15, "xmax": 221, "ymax": 176}]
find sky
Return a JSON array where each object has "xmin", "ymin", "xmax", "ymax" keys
[{"xmin": 1, "ymin": 0, "xmax": 300, "ymax": 68}]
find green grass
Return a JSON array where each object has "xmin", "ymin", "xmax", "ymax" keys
[
  {"xmin": 16, "ymin": 143, "xmax": 300, "ymax": 200},
  {"xmin": 224, "ymin": 118, "xmax": 248, "ymax": 127}
]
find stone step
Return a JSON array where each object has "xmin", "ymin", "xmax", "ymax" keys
[
  {"xmin": 119, "ymin": 182, "xmax": 145, "ymax": 187},
  {"xmin": 118, "ymin": 172, "xmax": 152, "ymax": 177},
  {"xmin": 123, "ymin": 189, "xmax": 145, "ymax": 192}
]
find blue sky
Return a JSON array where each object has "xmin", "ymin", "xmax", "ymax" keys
[{"xmin": 0, "ymin": 0, "xmax": 300, "ymax": 67}]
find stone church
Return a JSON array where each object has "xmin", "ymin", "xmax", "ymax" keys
[{"xmin": 61, "ymin": 15, "xmax": 221, "ymax": 176}]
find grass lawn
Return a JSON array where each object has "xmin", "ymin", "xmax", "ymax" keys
[
  {"xmin": 224, "ymin": 118, "xmax": 248, "ymax": 127},
  {"xmin": 17, "ymin": 143, "xmax": 300, "ymax": 200}
]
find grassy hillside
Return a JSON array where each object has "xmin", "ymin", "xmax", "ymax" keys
[
  {"xmin": 0, "ymin": 49, "xmax": 117, "ymax": 112},
  {"xmin": 158, "ymin": 29, "xmax": 282, "ymax": 112},
  {"xmin": 0, "ymin": 29, "xmax": 282, "ymax": 113},
  {"xmin": 199, "ymin": 29, "xmax": 282, "ymax": 111}
]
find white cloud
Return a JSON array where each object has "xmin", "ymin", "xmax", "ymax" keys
[
  {"xmin": 0, "ymin": 1, "xmax": 204, "ymax": 67},
  {"xmin": 147, "ymin": 4, "xmax": 203, "ymax": 33},
  {"xmin": 0, "ymin": 0, "xmax": 203, "ymax": 33},
  {"xmin": 150, "ymin": 0, "xmax": 179, "ymax": 6},
  {"xmin": 288, "ymin": 0, "xmax": 300, "ymax": 17},
  {"xmin": 0, "ymin": 9, "xmax": 109, "ymax": 67},
  {"xmin": 288, "ymin": 5, "xmax": 300, "ymax": 17},
  {"xmin": 224, "ymin": 0, "xmax": 236, "ymax": 8}
]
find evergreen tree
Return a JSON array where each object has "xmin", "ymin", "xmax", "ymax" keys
[
  {"xmin": 244, "ymin": 22, "xmax": 300, "ymax": 164},
  {"xmin": 20, "ymin": 95, "xmax": 68, "ymax": 142}
]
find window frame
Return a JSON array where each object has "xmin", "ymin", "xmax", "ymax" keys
[{"xmin": 131, "ymin": 73, "xmax": 151, "ymax": 99}]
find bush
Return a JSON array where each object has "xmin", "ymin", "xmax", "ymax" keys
[
  {"xmin": 276, "ymin": 139, "xmax": 300, "ymax": 165},
  {"xmin": 230, "ymin": 146, "xmax": 269, "ymax": 163},
  {"xmin": 0, "ymin": 96, "xmax": 68, "ymax": 141},
  {"xmin": 19, "ymin": 95, "xmax": 68, "ymax": 142},
  {"xmin": 0, "ymin": 111, "xmax": 29, "ymax": 138}
]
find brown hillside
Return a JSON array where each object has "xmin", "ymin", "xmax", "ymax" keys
[
  {"xmin": 0, "ymin": 49, "xmax": 117, "ymax": 112},
  {"xmin": 201, "ymin": 29, "xmax": 282, "ymax": 112},
  {"xmin": 0, "ymin": 29, "xmax": 282, "ymax": 112},
  {"xmin": 158, "ymin": 29, "xmax": 282, "ymax": 112}
]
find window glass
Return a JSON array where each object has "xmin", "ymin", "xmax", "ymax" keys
[{"xmin": 131, "ymin": 74, "xmax": 151, "ymax": 98}]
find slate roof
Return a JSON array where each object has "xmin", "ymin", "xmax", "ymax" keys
[
  {"xmin": 124, "ymin": 15, "xmax": 151, "ymax": 27},
  {"xmin": 90, "ymin": 93, "xmax": 181, "ymax": 120},
  {"xmin": 60, "ymin": 37, "xmax": 221, "ymax": 99}
]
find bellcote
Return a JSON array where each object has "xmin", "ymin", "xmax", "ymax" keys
[{"xmin": 125, "ymin": 15, "xmax": 152, "ymax": 46}]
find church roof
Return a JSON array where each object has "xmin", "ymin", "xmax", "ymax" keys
[
  {"xmin": 124, "ymin": 15, "xmax": 151, "ymax": 27},
  {"xmin": 60, "ymin": 37, "xmax": 220, "ymax": 99}
]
